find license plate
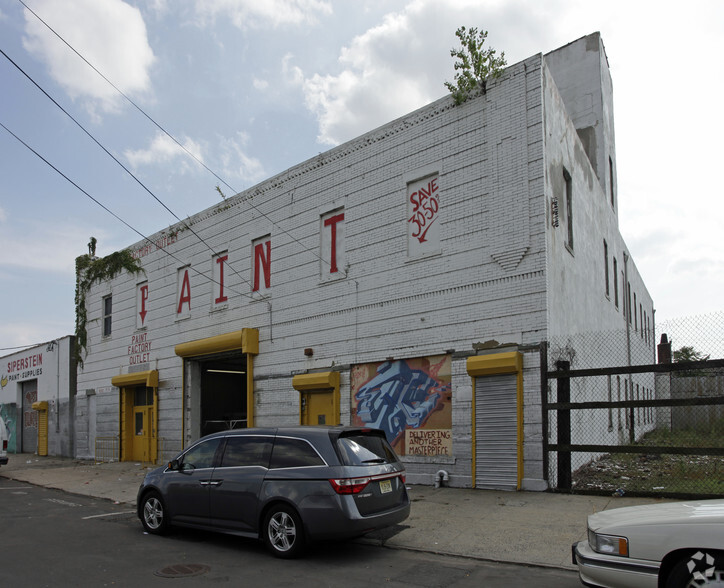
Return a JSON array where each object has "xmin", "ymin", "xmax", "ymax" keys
[{"xmin": 379, "ymin": 479, "xmax": 392, "ymax": 494}]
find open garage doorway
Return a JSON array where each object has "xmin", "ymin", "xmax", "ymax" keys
[
  {"xmin": 175, "ymin": 329, "xmax": 259, "ymax": 445},
  {"xmin": 199, "ymin": 355, "xmax": 248, "ymax": 436}
]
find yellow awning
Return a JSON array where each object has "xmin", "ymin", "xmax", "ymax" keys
[
  {"xmin": 292, "ymin": 371, "xmax": 340, "ymax": 391},
  {"xmin": 111, "ymin": 370, "xmax": 159, "ymax": 388},
  {"xmin": 466, "ymin": 351, "xmax": 522, "ymax": 376},
  {"xmin": 174, "ymin": 328, "xmax": 259, "ymax": 358}
]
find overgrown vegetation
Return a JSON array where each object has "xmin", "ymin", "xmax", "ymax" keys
[
  {"xmin": 674, "ymin": 346, "xmax": 711, "ymax": 363},
  {"xmin": 573, "ymin": 422, "xmax": 724, "ymax": 497},
  {"xmin": 444, "ymin": 26, "xmax": 507, "ymax": 104},
  {"xmin": 75, "ymin": 242, "xmax": 144, "ymax": 367}
]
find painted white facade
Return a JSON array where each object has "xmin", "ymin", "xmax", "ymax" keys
[
  {"xmin": 76, "ymin": 33, "xmax": 654, "ymax": 490},
  {"xmin": 0, "ymin": 336, "xmax": 76, "ymax": 457}
]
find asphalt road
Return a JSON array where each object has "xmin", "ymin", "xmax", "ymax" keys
[{"xmin": 0, "ymin": 477, "xmax": 582, "ymax": 587}]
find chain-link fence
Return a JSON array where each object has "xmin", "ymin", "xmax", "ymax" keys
[
  {"xmin": 544, "ymin": 312, "xmax": 724, "ymax": 498},
  {"xmin": 658, "ymin": 311, "xmax": 724, "ymax": 362}
]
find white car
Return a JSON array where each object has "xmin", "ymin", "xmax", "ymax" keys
[
  {"xmin": 573, "ymin": 499, "xmax": 724, "ymax": 587},
  {"xmin": 0, "ymin": 415, "xmax": 8, "ymax": 467}
]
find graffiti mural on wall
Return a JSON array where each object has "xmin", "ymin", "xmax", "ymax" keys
[{"xmin": 351, "ymin": 355, "xmax": 452, "ymax": 456}]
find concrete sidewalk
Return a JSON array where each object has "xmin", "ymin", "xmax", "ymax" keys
[{"xmin": 0, "ymin": 453, "xmax": 666, "ymax": 570}]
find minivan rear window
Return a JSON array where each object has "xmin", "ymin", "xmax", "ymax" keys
[
  {"xmin": 269, "ymin": 437, "xmax": 325, "ymax": 469},
  {"xmin": 336, "ymin": 434, "xmax": 398, "ymax": 466}
]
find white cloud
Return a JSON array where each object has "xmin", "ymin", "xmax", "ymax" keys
[
  {"xmin": 194, "ymin": 0, "xmax": 332, "ymax": 29},
  {"xmin": 282, "ymin": 53, "xmax": 305, "ymax": 86},
  {"xmin": 124, "ymin": 130, "xmax": 263, "ymax": 184},
  {"xmin": 124, "ymin": 132, "xmax": 204, "ymax": 171},
  {"xmin": 0, "ymin": 222, "xmax": 102, "ymax": 274},
  {"xmin": 22, "ymin": 0, "xmax": 155, "ymax": 116},
  {"xmin": 253, "ymin": 78, "xmax": 269, "ymax": 91},
  {"xmin": 293, "ymin": 0, "xmax": 555, "ymax": 145},
  {"xmin": 218, "ymin": 132, "xmax": 266, "ymax": 184}
]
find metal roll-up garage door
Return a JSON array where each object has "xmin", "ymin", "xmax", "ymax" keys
[{"xmin": 475, "ymin": 374, "xmax": 518, "ymax": 490}]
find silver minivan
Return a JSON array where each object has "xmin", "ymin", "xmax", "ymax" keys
[{"xmin": 137, "ymin": 426, "xmax": 410, "ymax": 557}]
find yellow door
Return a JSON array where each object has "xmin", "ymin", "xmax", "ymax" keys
[
  {"xmin": 302, "ymin": 391, "xmax": 335, "ymax": 425},
  {"xmin": 132, "ymin": 406, "xmax": 152, "ymax": 462}
]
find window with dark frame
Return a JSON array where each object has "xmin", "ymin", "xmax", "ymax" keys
[
  {"xmin": 634, "ymin": 293, "xmax": 638, "ymax": 330},
  {"xmin": 613, "ymin": 258, "xmax": 619, "ymax": 308},
  {"xmin": 563, "ymin": 167, "xmax": 573, "ymax": 249},
  {"xmin": 609, "ymin": 156, "xmax": 615, "ymax": 208},
  {"xmin": 604, "ymin": 240, "xmax": 609, "ymax": 297},
  {"xmin": 627, "ymin": 282, "xmax": 632, "ymax": 324},
  {"xmin": 102, "ymin": 295, "xmax": 112, "ymax": 337}
]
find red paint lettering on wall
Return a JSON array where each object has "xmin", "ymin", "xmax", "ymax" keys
[
  {"xmin": 8, "ymin": 353, "xmax": 43, "ymax": 373},
  {"xmin": 215, "ymin": 254, "xmax": 228, "ymax": 303},
  {"xmin": 253, "ymin": 241, "xmax": 271, "ymax": 291},
  {"xmin": 128, "ymin": 333, "xmax": 152, "ymax": 366},
  {"xmin": 323, "ymin": 213, "xmax": 344, "ymax": 273},
  {"xmin": 177, "ymin": 269, "xmax": 191, "ymax": 314},
  {"xmin": 139, "ymin": 284, "xmax": 149, "ymax": 325},
  {"xmin": 407, "ymin": 177, "xmax": 439, "ymax": 243}
]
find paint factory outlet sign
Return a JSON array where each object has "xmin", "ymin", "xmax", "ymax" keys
[{"xmin": 128, "ymin": 333, "xmax": 152, "ymax": 366}]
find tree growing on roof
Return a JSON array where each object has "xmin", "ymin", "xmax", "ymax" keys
[{"xmin": 444, "ymin": 26, "xmax": 506, "ymax": 104}]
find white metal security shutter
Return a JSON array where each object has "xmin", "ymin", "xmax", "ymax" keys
[{"xmin": 475, "ymin": 374, "xmax": 518, "ymax": 490}]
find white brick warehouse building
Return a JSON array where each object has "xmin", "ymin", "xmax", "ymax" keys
[{"xmin": 75, "ymin": 33, "xmax": 654, "ymax": 490}]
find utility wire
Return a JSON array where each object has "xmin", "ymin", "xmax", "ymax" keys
[
  {"xmin": 0, "ymin": 120, "xmax": 253, "ymax": 302},
  {"xmin": 17, "ymin": 0, "xmax": 332, "ymax": 271},
  {"xmin": 0, "ymin": 46, "xmax": 257, "ymax": 293},
  {"xmin": 17, "ymin": 0, "xmax": 237, "ymax": 195}
]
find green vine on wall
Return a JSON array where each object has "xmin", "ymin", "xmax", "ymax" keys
[{"xmin": 75, "ymin": 244, "xmax": 144, "ymax": 367}]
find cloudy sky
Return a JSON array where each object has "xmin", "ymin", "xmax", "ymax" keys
[{"xmin": 0, "ymin": 0, "xmax": 722, "ymax": 353}]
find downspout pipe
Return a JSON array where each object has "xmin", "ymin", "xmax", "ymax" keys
[
  {"xmin": 623, "ymin": 252, "xmax": 634, "ymax": 443},
  {"xmin": 434, "ymin": 469, "xmax": 449, "ymax": 488}
]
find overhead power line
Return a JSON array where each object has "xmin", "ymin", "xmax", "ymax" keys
[
  {"xmin": 17, "ymin": 0, "xmax": 331, "ymax": 272},
  {"xmin": 0, "ymin": 120, "xmax": 254, "ymax": 302},
  {"xmin": 17, "ymin": 0, "xmax": 237, "ymax": 196},
  {"xmin": 0, "ymin": 46, "xmax": 258, "ymax": 293}
]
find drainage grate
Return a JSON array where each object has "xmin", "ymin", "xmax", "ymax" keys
[{"xmin": 154, "ymin": 564, "xmax": 210, "ymax": 578}]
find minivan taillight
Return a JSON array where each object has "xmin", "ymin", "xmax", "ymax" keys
[
  {"xmin": 329, "ymin": 473, "xmax": 404, "ymax": 495},
  {"xmin": 2, "ymin": 440, "xmax": 6, "ymax": 451},
  {"xmin": 329, "ymin": 477, "xmax": 371, "ymax": 495}
]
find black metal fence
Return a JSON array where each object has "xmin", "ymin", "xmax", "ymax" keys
[{"xmin": 543, "ymin": 324, "xmax": 724, "ymax": 498}]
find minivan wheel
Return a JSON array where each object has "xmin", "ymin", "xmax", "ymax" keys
[
  {"xmin": 263, "ymin": 504, "xmax": 305, "ymax": 558},
  {"xmin": 141, "ymin": 491, "xmax": 169, "ymax": 535}
]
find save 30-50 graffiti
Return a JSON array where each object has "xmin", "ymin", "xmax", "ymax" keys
[
  {"xmin": 406, "ymin": 175, "xmax": 441, "ymax": 258},
  {"xmin": 351, "ymin": 355, "xmax": 452, "ymax": 456},
  {"xmin": 407, "ymin": 177, "xmax": 439, "ymax": 243}
]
